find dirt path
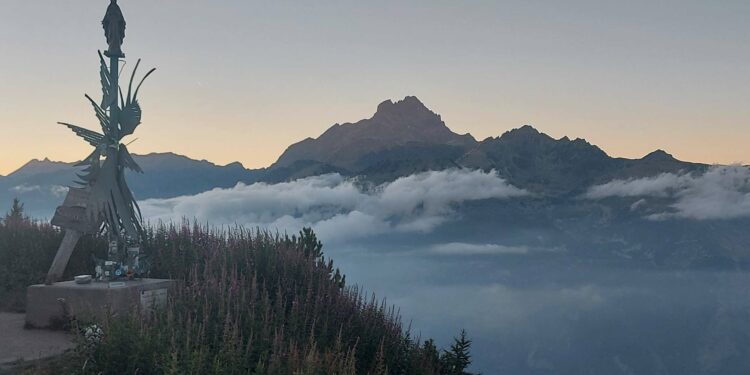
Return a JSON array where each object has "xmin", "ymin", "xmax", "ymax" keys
[{"xmin": 0, "ymin": 313, "xmax": 74, "ymax": 368}]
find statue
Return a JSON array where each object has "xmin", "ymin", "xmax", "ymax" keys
[
  {"xmin": 25, "ymin": 0, "xmax": 175, "ymax": 332},
  {"xmin": 46, "ymin": 0, "xmax": 155, "ymax": 283},
  {"xmin": 102, "ymin": 0, "xmax": 126, "ymax": 58}
]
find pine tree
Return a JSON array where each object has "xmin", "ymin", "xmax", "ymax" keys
[
  {"xmin": 333, "ymin": 268, "xmax": 346, "ymax": 288},
  {"xmin": 422, "ymin": 339, "xmax": 442, "ymax": 373},
  {"xmin": 4, "ymin": 198, "xmax": 25, "ymax": 227},
  {"xmin": 299, "ymin": 227, "xmax": 323, "ymax": 258},
  {"xmin": 441, "ymin": 329, "xmax": 473, "ymax": 375}
]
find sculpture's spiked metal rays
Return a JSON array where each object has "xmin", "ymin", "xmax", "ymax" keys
[
  {"xmin": 58, "ymin": 59, "xmax": 154, "ymax": 242},
  {"xmin": 120, "ymin": 59, "xmax": 156, "ymax": 138},
  {"xmin": 99, "ymin": 51, "xmax": 115, "ymax": 109}
]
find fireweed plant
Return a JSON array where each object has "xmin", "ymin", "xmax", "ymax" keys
[{"xmin": 1, "ymin": 202, "xmax": 474, "ymax": 374}]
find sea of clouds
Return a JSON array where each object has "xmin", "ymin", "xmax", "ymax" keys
[
  {"xmin": 139, "ymin": 165, "xmax": 750, "ymax": 245},
  {"xmin": 11, "ymin": 184, "xmax": 69, "ymax": 197},
  {"xmin": 585, "ymin": 165, "xmax": 750, "ymax": 220},
  {"xmin": 140, "ymin": 169, "xmax": 527, "ymax": 243}
]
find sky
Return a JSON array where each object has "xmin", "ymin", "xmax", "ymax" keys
[{"xmin": 1, "ymin": 0, "xmax": 748, "ymax": 176}]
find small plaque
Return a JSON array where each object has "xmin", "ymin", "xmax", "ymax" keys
[
  {"xmin": 108, "ymin": 281, "xmax": 127, "ymax": 288},
  {"xmin": 140, "ymin": 288, "xmax": 168, "ymax": 310}
]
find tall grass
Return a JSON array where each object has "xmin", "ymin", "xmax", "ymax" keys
[
  {"xmin": 73, "ymin": 223, "xmax": 439, "ymax": 374},
  {"xmin": 1, "ymin": 213, "xmax": 465, "ymax": 373},
  {"xmin": 0, "ymin": 217, "xmax": 104, "ymax": 312}
]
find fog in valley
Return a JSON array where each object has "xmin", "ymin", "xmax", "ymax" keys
[{"xmin": 135, "ymin": 168, "xmax": 750, "ymax": 374}]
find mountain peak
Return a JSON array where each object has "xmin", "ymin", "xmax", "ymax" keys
[
  {"xmin": 642, "ymin": 149, "xmax": 676, "ymax": 162},
  {"xmin": 498, "ymin": 125, "xmax": 550, "ymax": 142},
  {"xmin": 273, "ymin": 96, "xmax": 476, "ymax": 170},
  {"xmin": 374, "ymin": 96, "xmax": 434, "ymax": 120},
  {"xmin": 515, "ymin": 124, "xmax": 540, "ymax": 134},
  {"xmin": 9, "ymin": 158, "xmax": 72, "ymax": 178}
]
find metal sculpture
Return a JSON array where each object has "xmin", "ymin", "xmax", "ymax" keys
[{"xmin": 46, "ymin": 0, "xmax": 155, "ymax": 283}]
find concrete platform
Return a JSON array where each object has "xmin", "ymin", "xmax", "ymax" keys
[
  {"xmin": 26, "ymin": 278, "xmax": 175, "ymax": 328},
  {"xmin": 0, "ymin": 313, "xmax": 74, "ymax": 367}
]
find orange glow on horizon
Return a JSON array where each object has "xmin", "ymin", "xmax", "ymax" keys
[{"xmin": 1, "ymin": 1, "xmax": 748, "ymax": 175}]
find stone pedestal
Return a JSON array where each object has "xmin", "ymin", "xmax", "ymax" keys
[{"xmin": 25, "ymin": 278, "xmax": 175, "ymax": 329}]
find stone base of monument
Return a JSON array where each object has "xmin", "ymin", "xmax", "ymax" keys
[{"xmin": 25, "ymin": 278, "xmax": 175, "ymax": 329}]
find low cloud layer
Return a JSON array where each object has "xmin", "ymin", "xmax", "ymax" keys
[
  {"xmin": 430, "ymin": 242, "xmax": 529, "ymax": 255},
  {"xmin": 10, "ymin": 184, "xmax": 69, "ymax": 197},
  {"xmin": 141, "ymin": 169, "xmax": 527, "ymax": 243},
  {"xmin": 585, "ymin": 166, "xmax": 750, "ymax": 220}
]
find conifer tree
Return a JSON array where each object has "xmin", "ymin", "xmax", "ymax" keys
[
  {"xmin": 299, "ymin": 227, "xmax": 323, "ymax": 258},
  {"xmin": 421, "ymin": 339, "xmax": 442, "ymax": 373},
  {"xmin": 441, "ymin": 329, "xmax": 474, "ymax": 375},
  {"xmin": 333, "ymin": 268, "xmax": 344, "ymax": 288},
  {"xmin": 4, "ymin": 198, "xmax": 25, "ymax": 227}
]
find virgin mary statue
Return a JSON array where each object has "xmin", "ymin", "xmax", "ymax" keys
[{"xmin": 102, "ymin": 0, "xmax": 126, "ymax": 57}]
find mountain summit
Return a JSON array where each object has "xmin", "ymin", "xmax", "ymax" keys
[{"xmin": 272, "ymin": 96, "xmax": 476, "ymax": 171}]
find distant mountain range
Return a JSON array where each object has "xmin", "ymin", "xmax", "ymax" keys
[
  {"xmin": 270, "ymin": 96, "xmax": 476, "ymax": 181},
  {"xmin": 0, "ymin": 96, "xmax": 707, "ymax": 217},
  {"xmin": 0, "ymin": 153, "xmax": 261, "ymax": 218},
  {"xmin": 271, "ymin": 96, "xmax": 705, "ymax": 188}
]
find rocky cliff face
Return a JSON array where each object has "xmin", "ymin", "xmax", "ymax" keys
[
  {"xmin": 458, "ymin": 126, "xmax": 703, "ymax": 194},
  {"xmin": 272, "ymin": 96, "xmax": 476, "ymax": 171},
  {"xmin": 459, "ymin": 125, "xmax": 617, "ymax": 194}
]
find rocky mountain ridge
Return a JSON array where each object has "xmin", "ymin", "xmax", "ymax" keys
[{"xmin": 270, "ymin": 97, "xmax": 705, "ymax": 188}]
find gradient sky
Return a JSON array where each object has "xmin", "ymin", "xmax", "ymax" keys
[{"xmin": 1, "ymin": 0, "xmax": 748, "ymax": 176}]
